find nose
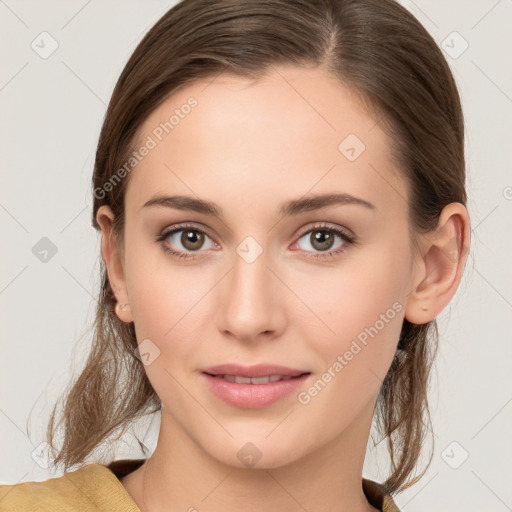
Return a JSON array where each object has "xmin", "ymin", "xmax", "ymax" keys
[{"xmin": 216, "ymin": 245, "xmax": 285, "ymax": 343}]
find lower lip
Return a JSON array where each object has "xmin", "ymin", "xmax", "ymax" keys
[{"xmin": 202, "ymin": 373, "xmax": 310, "ymax": 409}]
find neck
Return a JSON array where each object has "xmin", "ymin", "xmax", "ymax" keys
[{"xmin": 132, "ymin": 401, "xmax": 379, "ymax": 512}]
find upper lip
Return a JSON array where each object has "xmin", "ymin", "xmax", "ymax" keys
[{"xmin": 202, "ymin": 364, "xmax": 309, "ymax": 378}]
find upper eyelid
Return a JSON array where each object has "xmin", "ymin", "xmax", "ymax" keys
[
  {"xmin": 296, "ymin": 222, "xmax": 353, "ymax": 238},
  {"xmin": 162, "ymin": 222, "xmax": 216, "ymax": 239}
]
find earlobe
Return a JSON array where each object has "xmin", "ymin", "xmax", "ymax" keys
[
  {"xmin": 114, "ymin": 302, "xmax": 133, "ymax": 323},
  {"xmin": 405, "ymin": 202, "xmax": 470, "ymax": 325},
  {"xmin": 96, "ymin": 205, "xmax": 133, "ymax": 323}
]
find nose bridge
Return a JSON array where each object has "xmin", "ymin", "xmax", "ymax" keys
[{"xmin": 217, "ymin": 236, "xmax": 280, "ymax": 339}]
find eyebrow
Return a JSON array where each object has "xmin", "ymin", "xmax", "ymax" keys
[{"xmin": 141, "ymin": 192, "xmax": 376, "ymax": 218}]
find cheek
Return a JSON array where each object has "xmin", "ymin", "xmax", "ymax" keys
[
  {"xmin": 293, "ymin": 272, "xmax": 405, "ymax": 434},
  {"xmin": 301, "ymin": 248, "xmax": 407, "ymax": 331},
  {"xmin": 123, "ymin": 246, "xmax": 222, "ymax": 389},
  {"xmin": 123, "ymin": 233, "xmax": 210, "ymax": 340},
  {"xmin": 297, "ymin": 245, "xmax": 410, "ymax": 383},
  {"xmin": 123, "ymin": 256, "xmax": 210, "ymax": 409}
]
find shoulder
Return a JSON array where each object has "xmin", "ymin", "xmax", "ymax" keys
[{"xmin": 0, "ymin": 463, "xmax": 140, "ymax": 511}]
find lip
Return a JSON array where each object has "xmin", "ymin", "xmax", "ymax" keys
[
  {"xmin": 201, "ymin": 364, "xmax": 310, "ymax": 409},
  {"xmin": 202, "ymin": 363, "xmax": 308, "ymax": 378}
]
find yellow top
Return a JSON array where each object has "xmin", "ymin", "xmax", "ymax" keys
[{"xmin": 0, "ymin": 458, "xmax": 400, "ymax": 511}]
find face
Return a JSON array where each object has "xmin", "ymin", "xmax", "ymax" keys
[{"xmin": 104, "ymin": 64, "xmax": 422, "ymax": 469}]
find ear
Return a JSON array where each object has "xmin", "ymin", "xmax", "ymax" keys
[
  {"xmin": 405, "ymin": 202, "xmax": 470, "ymax": 324},
  {"xmin": 96, "ymin": 205, "xmax": 133, "ymax": 323}
]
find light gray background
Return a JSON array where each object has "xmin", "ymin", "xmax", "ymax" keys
[{"xmin": 1, "ymin": 1, "xmax": 511, "ymax": 510}]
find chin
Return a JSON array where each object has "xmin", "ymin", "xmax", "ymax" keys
[{"xmin": 201, "ymin": 433, "xmax": 310, "ymax": 471}]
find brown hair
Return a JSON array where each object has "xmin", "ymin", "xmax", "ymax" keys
[{"xmin": 46, "ymin": 0, "xmax": 466, "ymax": 494}]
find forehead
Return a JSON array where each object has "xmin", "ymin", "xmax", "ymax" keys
[{"xmin": 126, "ymin": 65, "xmax": 406, "ymax": 216}]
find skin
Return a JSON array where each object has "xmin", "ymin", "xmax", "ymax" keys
[{"xmin": 96, "ymin": 64, "xmax": 470, "ymax": 512}]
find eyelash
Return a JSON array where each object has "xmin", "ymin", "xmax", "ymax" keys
[{"xmin": 155, "ymin": 222, "xmax": 355, "ymax": 261}]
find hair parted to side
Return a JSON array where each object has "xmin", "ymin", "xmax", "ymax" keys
[{"xmin": 46, "ymin": 0, "xmax": 466, "ymax": 495}]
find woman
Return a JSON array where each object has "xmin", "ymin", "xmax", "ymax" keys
[{"xmin": 0, "ymin": 0, "xmax": 470, "ymax": 510}]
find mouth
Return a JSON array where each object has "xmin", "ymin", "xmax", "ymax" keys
[
  {"xmin": 201, "ymin": 363, "xmax": 309, "ymax": 380},
  {"xmin": 200, "ymin": 363, "xmax": 311, "ymax": 409}
]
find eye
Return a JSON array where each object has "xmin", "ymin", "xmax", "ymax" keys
[
  {"xmin": 156, "ymin": 222, "xmax": 355, "ymax": 261},
  {"xmin": 156, "ymin": 223, "xmax": 218, "ymax": 260},
  {"xmin": 292, "ymin": 223, "xmax": 355, "ymax": 260}
]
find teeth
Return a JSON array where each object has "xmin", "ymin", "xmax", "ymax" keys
[
  {"xmin": 215, "ymin": 374, "xmax": 295, "ymax": 384},
  {"xmin": 234, "ymin": 375, "xmax": 252, "ymax": 384}
]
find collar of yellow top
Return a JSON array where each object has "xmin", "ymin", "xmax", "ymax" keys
[
  {"xmin": 0, "ymin": 459, "xmax": 400, "ymax": 511},
  {"xmin": 106, "ymin": 458, "xmax": 401, "ymax": 512}
]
